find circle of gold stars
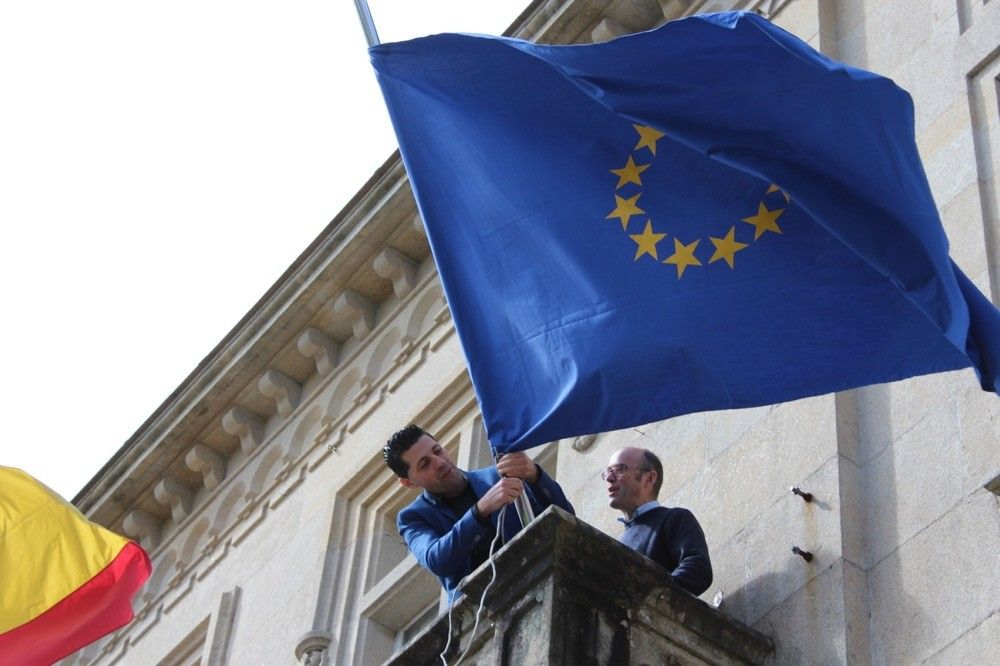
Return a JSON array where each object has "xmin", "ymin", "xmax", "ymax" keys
[{"xmin": 605, "ymin": 124, "xmax": 790, "ymax": 278}]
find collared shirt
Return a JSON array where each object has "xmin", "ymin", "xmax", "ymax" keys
[
  {"xmin": 619, "ymin": 500, "xmax": 661, "ymax": 527},
  {"xmin": 422, "ymin": 472, "xmax": 473, "ymax": 510}
]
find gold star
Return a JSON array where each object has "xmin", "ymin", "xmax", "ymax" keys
[
  {"xmin": 606, "ymin": 193, "xmax": 645, "ymax": 231},
  {"xmin": 610, "ymin": 156, "xmax": 650, "ymax": 189},
  {"xmin": 633, "ymin": 124, "xmax": 665, "ymax": 156},
  {"xmin": 708, "ymin": 226, "xmax": 749, "ymax": 268},
  {"xmin": 767, "ymin": 183, "xmax": 791, "ymax": 202},
  {"xmin": 741, "ymin": 202, "xmax": 784, "ymax": 240},
  {"xmin": 663, "ymin": 238, "xmax": 701, "ymax": 278},
  {"xmin": 629, "ymin": 220, "xmax": 667, "ymax": 260}
]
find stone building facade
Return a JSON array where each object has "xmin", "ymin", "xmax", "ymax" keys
[{"xmin": 66, "ymin": 0, "xmax": 1000, "ymax": 664}]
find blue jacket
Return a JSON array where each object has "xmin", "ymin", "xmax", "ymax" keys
[{"xmin": 397, "ymin": 466, "xmax": 574, "ymax": 595}]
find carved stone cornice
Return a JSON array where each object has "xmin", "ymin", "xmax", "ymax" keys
[
  {"xmin": 222, "ymin": 407, "xmax": 264, "ymax": 455},
  {"xmin": 73, "ymin": 157, "xmax": 418, "ymax": 526},
  {"xmin": 185, "ymin": 443, "xmax": 226, "ymax": 490},
  {"xmin": 297, "ymin": 328, "xmax": 339, "ymax": 376},
  {"xmin": 153, "ymin": 477, "xmax": 194, "ymax": 523},
  {"xmin": 373, "ymin": 247, "xmax": 418, "ymax": 299},
  {"xmin": 258, "ymin": 369, "xmax": 302, "ymax": 417},
  {"xmin": 70, "ymin": 0, "xmax": 679, "ymax": 558},
  {"xmin": 294, "ymin": 631, "xmax": 333, "ymax": 665},
  {"xmin": 122, "ymin": 509, "xmax": 162, "ymax": 551}
]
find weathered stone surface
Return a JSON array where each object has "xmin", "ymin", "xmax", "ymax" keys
[
  {"xmin": 669, "ymin": 395, "xmax": 837, "ymax": 549},
  {"xmin": 861, "ymin": 401, "xmax": 966, "ymax": 566},
  {"xmin": 924, "ymin": 610, "xmax": 1000, "ymax": 665},
  {"xmin": 958, "ymin": 381, "xmax": 1000, "ymax": 490},
  {"xmin": 705, "ymin": 405, "xmax": 773, "ymax": 463},
  {"xmin": 373, "ymin": 248, "xmax": 418, "ymax": 299},
  {"xmin": 838, "ymin": 0, "xmax": 935, "ymax": 73},
  {"xmin": 710, "ymin": 455, "xmax": 844, "ymax": 627},
  {"xmin": 772, "ymin": 0, "xmax": 822, "ymax": 44},
  {"xmin": 387, "ymin": 507, "xmax": 773, "ymax": 665},
  {"xmin": 62, "ymin": 2, "xmax": 1000, "ymax": 665},
  {"xmin": 752, "ymin": 561, "xmax": 850, "ymax": 665},
  {"xmin": 868, "ymin": 490, "xmax": 1000, "ymax": 663}
]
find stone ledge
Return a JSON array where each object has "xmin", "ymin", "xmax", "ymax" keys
[{"xmin": 388, "ymin": 506, "xmax": 773, "ymax": 665}]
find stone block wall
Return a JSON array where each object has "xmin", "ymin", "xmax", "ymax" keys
[{"xmin": 64, "ymin": 2, "xmax": 999, "ymax": 665}]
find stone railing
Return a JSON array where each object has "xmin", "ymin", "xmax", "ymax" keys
[{"xmin": 389, "ymin": 506, "xmax": 773, "ymax": 665}]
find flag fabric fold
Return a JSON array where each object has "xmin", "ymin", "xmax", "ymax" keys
[
  {"xmin": 370, "ymin": 11, "xmax": 1000, "ymax": 453},
  {"xmin": 0, "ymin": 467, "xmax": 151, "ymax": 664}
]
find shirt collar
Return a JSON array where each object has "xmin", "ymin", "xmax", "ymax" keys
[{"xmin": 618, "ymin": 500, "xmax": 660, "ymax": 526}]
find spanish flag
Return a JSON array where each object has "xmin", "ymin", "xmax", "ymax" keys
[{"xmin": 0, "ymin": 467, "xmax": 151, "ymax": 664}]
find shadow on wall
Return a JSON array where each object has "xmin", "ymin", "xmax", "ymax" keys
[
  {"xmin": 716, "ymin": 379, "xmax": 899, "ymax": 664},
  {"xmin": 726, "ymin": 564, "xmax": 842, "ymax": 663}
]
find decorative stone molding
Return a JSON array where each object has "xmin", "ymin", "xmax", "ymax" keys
[
  {"xmin": 606, "ymin": 0, "xmax": 663, "ymax": 31},
  {"xmin": 154, "ymin": 477, "xmax": 195, "ymax": 523},
  {"xmin": 571, "ymin": 433, "xmax": 598, "ymax": 452},
  {"xmin": 185, "ymin": 444, "xmax": 227, "ymax": 491},
  {"xmin": 353, "ymin": 377, "xmax": 375, "ymax": 406},
  {"xmin": 297, "ymin": 328, "xmax": 339, "ymax": 375},
  {"xmin": 294, "ymin": 630, "xmax": 333, "ymax": 665},
  {"xmin": 592, "ymin": 17, "xmax": 628, "ymax": 42},
  {"xmin": 393, "ymin": 336, "xmax": 416, "ymax": 364},
  {"xmin": 751, "ymin": 0, "xmax": 786, "ymax": 19},
  {"xmin": 658, "ymin": 0, "xmax": 697, "ymax": 20},
  {"xmin": 313, "ymin": 416, "xmax": 338, "ymax": 446},
  {"xmin": 77, "ymin": 277, "xmax": 465, "ymax": 663},
  {"xmin": 206, "ymin": 587, "xmax": 241, "ymax": 665},
  {"xmin": 985, "ymin": 470, "xmax": 1000, "ymax": 496},
  {"xmin": 333, "ymin": 289, "xmax": 377, "ymax": 340},
  {"xmin": 222, "ymin": 407, "xmax": 264, "ymax": 454},
  {"xmin": 123, "ymin": 509, "xmax": 162, "ymax": 551},
  {"xmin": 99, "ymin": 632, "xmax": 128, "ymax": 663},
  {"xmin": 89, "ymin": 323, "xmax": 468, "ymax": 663},
  {"xmin": 373, "ymin": 247, "xmax": 418, "ymax": 299},
  {"xmin": 258, "ymin": 369, "xmax": 302, "ymax": 417}
]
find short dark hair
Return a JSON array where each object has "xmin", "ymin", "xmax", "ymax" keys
[
  {"xmin": 642, "ymin": 449, "xmax": 664, "ymax": 497},
  {"xmin": 383, "ymin": 425, "xmax": 428, "ymax": 478}
]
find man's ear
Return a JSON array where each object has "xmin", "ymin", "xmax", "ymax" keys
[
  {"xmin": 399, "ymin": 477, "xmax": 415, "ymax": 489},
  {"xmin": 646, "ymin": 470, "xmax": 659, "ymax": 491}
]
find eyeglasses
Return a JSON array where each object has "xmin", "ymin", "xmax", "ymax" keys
[{"xmin": 600, "ymin": 463, "xmax": 651, "ymax": 481}]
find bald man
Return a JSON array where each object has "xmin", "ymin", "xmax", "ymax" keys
[{"xmin": 603, "ymin": 446, "xmax": 712, "ymax": 596}]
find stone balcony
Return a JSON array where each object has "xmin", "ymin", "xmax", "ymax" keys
[{"xmin": 388, "ymin": 506, "xmax": 774, "ymax": 665}]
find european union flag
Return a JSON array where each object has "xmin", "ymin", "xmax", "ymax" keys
[{"xmin": 370, "ymin": 11, "xmax": 1000, "ymax": 453}]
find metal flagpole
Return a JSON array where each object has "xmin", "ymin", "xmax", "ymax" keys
[
  {"xmin": 352, "ymin": 0, "xmax": 381, "ymax": 47},
  {"xmin": 513, "ymin": 491, "xmax": 535, "ymax": 529}
]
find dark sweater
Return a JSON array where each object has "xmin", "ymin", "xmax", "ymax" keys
[
  {"xmin": 619, "ymin": 506, "xmax": 713, "ymax": 596},
  {"xmin": 441, "ymin": 483, "xmax": 495, "ymax": 571}
]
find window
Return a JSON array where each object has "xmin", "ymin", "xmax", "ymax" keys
[{"xmin": 395, "ymin": 600, "xmax": 440, "ymax": 651}]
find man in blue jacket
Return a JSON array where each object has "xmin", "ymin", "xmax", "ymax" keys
[
  {"xmin": 604, "ymin": 446, "xmax": 713, "ymax": 596},
  {"xmin": 384, "ymin": 425, "xmax": 574, "ymax": 596}
]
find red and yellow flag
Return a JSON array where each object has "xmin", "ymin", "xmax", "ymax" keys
[{"xmin": 0, "ymin": 467, "xmax": 151, "ymax": 664}]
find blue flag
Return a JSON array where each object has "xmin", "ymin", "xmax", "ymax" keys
[{"xmin": 370, "ymin": 11, "xmax": 1000, "ymax": 453}]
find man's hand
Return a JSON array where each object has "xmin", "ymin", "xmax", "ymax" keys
[
  {"xmin": 496, "ymin": 452, "xmax": 540, "ymax": 484},
  {"xmin": 475, "ymin": 477, "xmax": 523, "ymax": 517}
]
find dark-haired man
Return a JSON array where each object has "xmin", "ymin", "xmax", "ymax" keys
[
  {"xmin": 604, "ymin": 446, "xmax": 712, "ymax": 596},
  {"xmin": 384, "ymin": 425, "xmax": 573, "ymax": 596}
]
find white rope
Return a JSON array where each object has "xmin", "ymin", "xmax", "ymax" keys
[
  {"xmin": 440, "ymin": 596, "xmax": 454, "ymax": 666},
  {"xmin": 439, "ymin": 504, "xmax": 507, "ymax": 666}
]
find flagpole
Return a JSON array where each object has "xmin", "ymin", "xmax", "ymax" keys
[{"xmin": 352, "ymin": 0, "xmax": 381, "ymax": 47}]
